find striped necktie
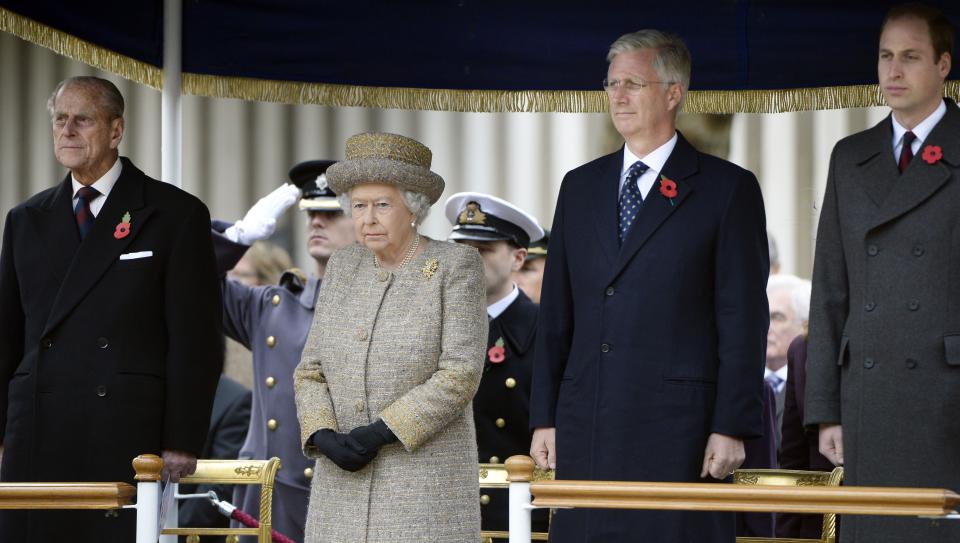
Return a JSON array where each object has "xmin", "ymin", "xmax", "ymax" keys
[{"xmin": 74, "ymin": 186, "xmax": 100, "ymax": 240}]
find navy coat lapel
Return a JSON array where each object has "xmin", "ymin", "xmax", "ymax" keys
[
  {"xmin": 590, "ymin": 152, "xmax": 622, "ymax": 266},
  {"xmin": 26, "ymin": 177, "xmax": 80, "ymax": 285},
  {"xmin": 851, "ymin": 119, "xmax": 898, "ymax": 208},
  {"xmin": 43, "ymin": 159, "xmax": 155, "ymax": 336},
  {"xmin": 867, "ymin": 101, "xmax": 960, "ymax": 231},
  {"xmin": 612, "ymin": 133, "xmax": 697, "ymax": 281}
]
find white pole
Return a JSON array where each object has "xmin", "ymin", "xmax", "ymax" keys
[
  {"xmin": 159, "ymin": 482, "xmax": 178, "ymax": 543},
  {"xmin": 509, "ymin": 480, "xmax": 532, "ymax": 543},
  {"xmin": 134, "ymin": 480, "xmax": 160, "ymax": 543},
  {"xmin": 161, "ymin": 0, "xmax": 182, "ymax": 187}
]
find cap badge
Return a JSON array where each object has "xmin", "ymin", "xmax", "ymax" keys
[
  {"xmin": 315, "ymin": 174, "xmax": 329, "ymax": 192},
  {"xmin": 459, "ymin": 201, "xmax": 487, "ymax": 225}
]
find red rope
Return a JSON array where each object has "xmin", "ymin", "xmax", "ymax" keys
[{"xmin": 230, "ymin": 508, "xmax": 297, "ymax": 543}]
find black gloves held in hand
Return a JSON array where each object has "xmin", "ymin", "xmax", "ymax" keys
[{"xmin": 309, "ymin": 420, "xmax": 397, "ymax": 473}]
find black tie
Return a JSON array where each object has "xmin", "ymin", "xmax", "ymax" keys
[
  {"xmin": 74, "ymin": 186, "xmax": 100, "ymax": 240},
  {"xmin": 899, "ymin": 131, "xmax": 916, "ymax": 174},
  {"xmin": 618, "ymin": 161, "xmax": 649, "ymax": 245}
]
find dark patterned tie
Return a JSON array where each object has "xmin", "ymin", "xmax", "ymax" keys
[
  {"xmin": 74, "ymin": 186, "xmax": 100, "ymax": 240},
  {"xmin": 899, "ymin": 131, "xmax": 916, "ymax": 174},
  {"xmin": 618, "ymin": 161, "xmax": 649, "ymax": 245}
]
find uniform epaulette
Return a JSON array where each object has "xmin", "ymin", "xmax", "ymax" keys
[{"xmin": 279, "ymin": 267, "xmax": 308, "ymax": 292}]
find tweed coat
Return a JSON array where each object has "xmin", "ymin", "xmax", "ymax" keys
[
  {"xmin": 0, "ymin": 158, "xmax": 223, "ymax": 542},
  {"xmin": 806, "ymin": 99, "xmax": 960, "ymax": 542},
  {"xmin": 531, "ymin": 134, "xmax": 769, "ymax": 543},
  {"xmin": 294, "ymin": 239, "xmax": 486, "ymax": 543}
]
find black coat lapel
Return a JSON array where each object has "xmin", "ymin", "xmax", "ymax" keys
[
  {"xmin": 495, "ymin": 290, "xmax": 537, "ymax": 355},
  {"xmin": 612, "ymin": 133, "xmax": 697, "ymax": 282},
  {"xmin": 26, "ymin": 177, "xmax": 80, "ymax": 285},
  {"xmin": 852, "ymin": 118, "xmax": 898, "ymax": 208},
  {"xmin": 868, "ymin": 100, "xmax": 959, "ymax": 231},
  {"xmin": 590, "ymin": 151, "xmax": 622, "ymax": 266},
  {"xmin": 43, "ymin": 159, "xmax": 155, "ymax": 336}
]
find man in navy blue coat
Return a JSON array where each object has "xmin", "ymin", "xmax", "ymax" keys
[{"xmin": 529, "ymin": 29, "xmax": 769, "ymax": 543}]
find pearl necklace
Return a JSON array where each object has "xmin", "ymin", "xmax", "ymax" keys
[{"xmin": 374, "ymin": 234, "xmax": 420, "ymax": 271}]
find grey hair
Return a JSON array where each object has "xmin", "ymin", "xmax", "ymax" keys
[
  {"xmin": 607, "ymin": 29, "xmax": 692, "ymax": 95},
  {"xmin": 47, "ymin": 76, "xmax": 125, "ymax": 120},
  {"xmin": 767, "ymin": 273, "xmax": 812, "ymax": 323},
  {"xmin": 767, "ymin": 231, "xmax": 780, "ymax": 270},
  {"xmin": 337, "ymin": 188, "xmax": 432, "ymax": 226}
]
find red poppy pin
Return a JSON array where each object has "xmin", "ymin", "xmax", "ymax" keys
[
  {"xmin": 488, "ymin": 337, "xmax": 506, "ymax": 364},
  {"xmin": 114, "ymin": 212, "xmax": 131, "ymax": 239},
  {"xmin": 922, "ymin": 145, "xmax": 943, "ymax": 165},
  {"xmin": 659, "ymin": 175, "xmax": 678, "ymax": 205}
]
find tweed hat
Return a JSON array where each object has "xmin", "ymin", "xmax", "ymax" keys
[{"xmin": 326, "ymin": 132, "xmax": 445, "ymax": 204}]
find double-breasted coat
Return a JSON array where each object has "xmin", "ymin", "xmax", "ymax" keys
[
  {"xmin": 531, "ymin": 134, "xmax": 770, "ymax": 543},
  {"xmin": 294, "ymin": 239, "xmax": 487, "ymax": 543},
  {"xmin": 213, "ymin": 228, "xmax": 317, "ymax": 542},
  {"xmin": 806, "ymin": 99, "xmax": 960, "ymax": 543},
  {"xmin": 474, "ymin": 289, "xmax": 548, "ymax": 537},
  {"xmin": 0, "ymin": 158, "xmax": 223, "ymax": 542}
]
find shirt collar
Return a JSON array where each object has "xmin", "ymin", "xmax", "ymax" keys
[
  {"xmin": 764, "ymin": 365, "xmax": 789, "ymax": 381},
  {"xmin": 621, "ymin": 132, "xmax": 678, "ymax": 177},
  {"xmin": 71, "ymin": 157, "xmax": 122, "ymax": 199},
  {"xmin": 488, "ymin": 283, "xmax": 520, "ymax": 320},
  {"xmin": 891, "ymin": 99, "xmax": 947, "ymax": 149}
]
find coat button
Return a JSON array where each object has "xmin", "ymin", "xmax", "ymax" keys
[
  {"xmin": 495, "ymin": 418, "xmax": 506, "ymax": 428},
  {"xmin": 480, "ymin": 494, "xmax": 491, "ymax": 505},
  {"xmin": 271, "ymin": 294, "xmax": 281, "ymax": 306},
  {"xmin": 266, "ymin": 336, "xmax": 276, "ymax": 348},
  {"xmin": 864, "ymin": 302, "xmax": 875, "ymax": 312},
  {"xmin": 96, "ymin": 385, "xmax": 107, "ymax": 397},
  {"xmin": 41, "ymin": 338, "xmax": 53, "ymax": 349},
  {"xmin": 377, "ymin": 271, "xmax": 389, "ymax": 282},
  {"xmin": 265, "ymin": 376, "xmax": 276, "ymax": 388},
  {"xmin": 505, "ymin": 377, "xmax": 517, "ymax": 389},
  {"xmin": 489, "ymin": 456, "xmax": 500, "ymax": 464},
  {"xmin": 605, "ymin": 286, "xmax": 615, "ymax": 296},
  {"xmin": 908, "ymin": 300, "xmax": 919, "ymax": 311},
  {"xmin": 355, "ymin": 400, "xmax": 365, "ymax": 413},
  {"xmin": 357, "ymin": 330, "xmax": 368, "ymax": 341},
  {"xmin": 906, "ymin": 359, "xmax": 918, "ymax": 369},
  {"xmin": 96, "ymin": 337, "xmax": 109, "ymax": 349},
  {"xmin": 303, "ymin": 467, "xmax": 314, "ymax": 479},
  {"xmin": 864, "ymin": 358, "xmax": 875, "ymax": 369},
  {"xmin": 867, "ymin": 245, "xmax": 879, "ymax": 256},
  {"xmin": 267, "ymin": 419, "xmax": 278, "ymax": 431},
  {"xmin": 600, "ymin": 343, "xmax": 610, "ymax": 353},
  {"xmin": 913, "ymin": 245, "xmax": 925, "ymax": 257}
]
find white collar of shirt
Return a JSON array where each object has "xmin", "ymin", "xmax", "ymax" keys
[
  {"xmin": 71, "ymin": 158, "xmax": 122, "ymax": 218},
  {"xmin": 487, "ymin": 284, "xmax": 520, "ymax": 320},
  {"xmin": 891, "ymin": 99, "xmax": 946, "ymax": 160},
  {"xmin": 620, "ymin": 132, "xmax": 678, "ymax": 200},
  {"xmin": 764, "ymin": 365, "xmax": 788, "ymax": 383}
]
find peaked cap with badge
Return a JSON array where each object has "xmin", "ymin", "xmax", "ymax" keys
[
  {"xmin": 289, "ymin": 159, "xmax": 341, "ymax": 211},
  {"xmin": 444, "ymin": 192, "xmax": 544, "ymax": 249}
]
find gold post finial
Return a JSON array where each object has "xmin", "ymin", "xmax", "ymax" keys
[
  {"xmin": 133, "ymin": 454, "xmax": 163, "ymax": 482},
  {"xmin": 505, "ymin": 455, "xmax": 536, "ymax": 482}
]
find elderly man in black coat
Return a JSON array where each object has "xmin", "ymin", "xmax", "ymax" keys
[{"xmin": 0, "ymin": 77, "xmax": 222, "ymax": 542}]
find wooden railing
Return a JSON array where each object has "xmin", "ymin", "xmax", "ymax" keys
[
  {"xmin": 0, "ymin": 482, "xmax": 135, "ymax": 509},
  {"xmin": 503, "ymin": 455, "xmax": 960, "ymax": 543}
]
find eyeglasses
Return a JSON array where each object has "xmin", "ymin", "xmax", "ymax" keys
[{"xmin": 602, "ymin": 78, "xmax": 675, "ymax": 94}]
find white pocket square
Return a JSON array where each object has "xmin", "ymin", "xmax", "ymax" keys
[{"xmin": 119, "ymin": 251, "xmax": 153, "ymax": 261}]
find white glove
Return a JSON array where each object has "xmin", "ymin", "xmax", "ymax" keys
[{"xmin": 224, "ymin": 183, "xmax": 300, "ymax": 244}]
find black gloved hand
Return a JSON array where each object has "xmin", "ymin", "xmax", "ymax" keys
[
  {"xmin": 309, "ymin": 429, "xmax": 378, "ymax": 472},
  {"xmin": 349, "ymin": 419, "xmax": 399, "ymax": 452}
]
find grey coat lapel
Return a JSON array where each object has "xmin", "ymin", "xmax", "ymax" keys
[
  {"xmin": 43, "ymin": 159, "xmax": 155, "ymax": 336},
  {"xmin": 850, "ymin": 119, "xmax": 898, "ymax": 207},
  {"xmin": 867, "ymin": 100, "xmax": 959, "ymax": 231}
]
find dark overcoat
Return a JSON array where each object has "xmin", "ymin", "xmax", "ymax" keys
[
  {"xmin": 531, "ymin": 134, "xmax": 770, "ymax": 543},
  {"xmin": 0, "ymin": 158, "xmax": 223, "ymax": 542},
  {"xmin": 806, "ymin": 100, "xmax": 960, "ymax": 542}
]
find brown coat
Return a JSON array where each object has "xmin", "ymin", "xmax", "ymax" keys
[{"xmin": 294, "ymin": 239, "xmax": 486, "ymax": 543}]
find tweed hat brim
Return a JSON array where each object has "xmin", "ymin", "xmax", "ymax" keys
[{"xmin": 326, "ymin": 158, "xmax": 445, "ymax": 204}]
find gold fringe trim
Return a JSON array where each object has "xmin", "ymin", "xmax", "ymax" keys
[
  {"xmin": 0, "ymin": 6, "xmax": 162, "ymax": 89},
  {"xmin": 4, "ymin": 6, "xmax": 960, "ymax": 114}
]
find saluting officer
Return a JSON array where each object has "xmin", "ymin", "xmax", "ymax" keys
[
  {"xmin": 212, "ymin": 160, "xmax": 355, "ymax": 542},
  {"xmin": 444, "ymin": 192, "xmax": 548, "ymax": 540}
]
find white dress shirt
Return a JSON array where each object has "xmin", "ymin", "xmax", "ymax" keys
[
  {"xmin": 620, "ymin": 133, "xmax": 679, "ymax": 200},
  {"xmin": 891, "ymin": 99, "xmax": 946, "ymax": 161},
  {"xmin": 487, "ymin": 284, "xmax": 520, "ymax": 320},
  {"xmin": 70, "ymin": 158, "xmax": 122, "ymax": 217}
]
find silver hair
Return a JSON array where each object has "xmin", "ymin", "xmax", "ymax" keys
[
  {"xmin": 607, "ymin": 29, "xmax": 692, "ymax": 95},
  {"xmin": 47, "ymin": 76, "xmax": 125, "ymax": 120},
  {"xmin": 337, "ymin": 187, "xmax": 432, "ymax": 226},
  {"xmin": 767, "ymin": 273, "xmax": 812, "ymax": 323},
  {"xmin": 767, "ymin": 232, "xmax": 780, "ymax": 270}
]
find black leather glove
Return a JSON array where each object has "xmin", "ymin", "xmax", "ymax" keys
[
  {"xmin": 349, "ymin": 419, "xmax": 399, "ymax": 452},
  {"xmin": 309, "ymin": 429, "xmax": 378, "ymax": 472}
]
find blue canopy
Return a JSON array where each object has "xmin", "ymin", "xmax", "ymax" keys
[{"xmin": 1, "ymin": 0, "xmax": 958, "ymax": 112}]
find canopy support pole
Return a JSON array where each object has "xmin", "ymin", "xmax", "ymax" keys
[{"xmin": 161, "ymin": 0, "xmax": 182, "ymax": 187}]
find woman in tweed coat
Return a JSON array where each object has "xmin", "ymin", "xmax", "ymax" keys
[{"xmin": 294, "ymin": 132, "xmax": 487, "ymax": 543}]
